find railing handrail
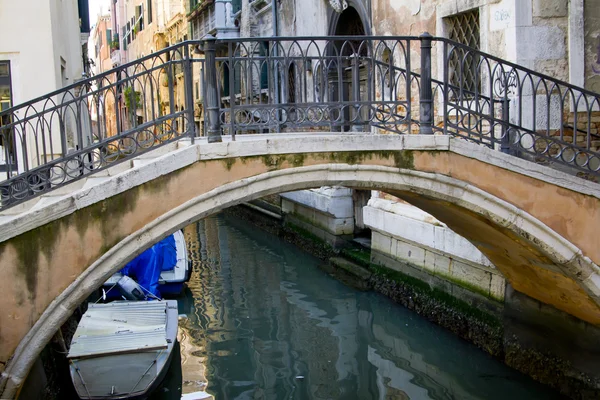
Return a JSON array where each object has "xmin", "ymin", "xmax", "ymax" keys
[{"xmin": 2, "ymin": 35, "xmax": 598, "ymax": 120}]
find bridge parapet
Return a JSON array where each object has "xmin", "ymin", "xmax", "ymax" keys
[{"xmin": 1, "ymin": 34, "xmax": 599, "ymax": 210}]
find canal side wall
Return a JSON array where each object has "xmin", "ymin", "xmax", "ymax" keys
[
  {"xmin": 364, "ymin": 198, "xmax": 506, "ymax": 303},
  {"xmin": 280, "ymin": 188, "xmax": 355, "ymax": 247},
  {"xmin": 234, "ymin": 192, "xmax": 600, "ymax": 398}
]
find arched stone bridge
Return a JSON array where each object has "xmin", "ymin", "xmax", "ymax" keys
[{"xmin": 0, "ymin": 133, "xmax": 599, "ymax": 397}]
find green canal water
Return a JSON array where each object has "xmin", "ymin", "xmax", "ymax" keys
[{"xmin": 170, "ymin": 214, "xmax": 562, "ymax": 400}]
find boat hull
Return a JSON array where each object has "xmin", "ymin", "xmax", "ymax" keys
[{"xmin": 68, "ymin": 300, "xmax": 179, "ymax": 399}]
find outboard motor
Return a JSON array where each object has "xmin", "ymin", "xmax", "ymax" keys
[{"xmin": 117, "ymin": 276, "xmax": 147, "ymax": 300}]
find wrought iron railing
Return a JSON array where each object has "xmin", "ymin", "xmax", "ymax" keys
[
  {"xmin": 1, "ymin": 34, "xmax": 599, "ymax": 210},
  {"xmin": 0, "ymin": 43, "xmax": 202, "ymax": 208}
]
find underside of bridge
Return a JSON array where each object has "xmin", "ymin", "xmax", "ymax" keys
[{"xmin": 0, "ymin": 134, "xmax": 599, "ymax": 398}]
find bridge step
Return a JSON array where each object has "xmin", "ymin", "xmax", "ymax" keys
[
  {"xmin": 29, "ymin": 194, "xmax": 70, "ymax": 212},
  {"xmin": 0, "ymin": 137, "xmax": 192, "ymax": 218},
  {"xmin": 94, "ymin": 162, "xmax": 132, "ymax": 177},
  {"xmin": 134, "ymin": 142, "xmax": 180, "ymax": 160},
  {"xmin": 82, "ymin": 176, "xmax": 112, "ymax": 190},
  {"xmin": 132, "ymin": 158, "xmax": 157, "ymax": 168}
]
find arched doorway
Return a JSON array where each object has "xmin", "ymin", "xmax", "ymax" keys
[
  {"xmin": 327, "ymin": 5, "xmax": 370, "ymax": 133},
  {"xmin": 334, "ymin": 6, "xmax": 366, "ymax": 36}
]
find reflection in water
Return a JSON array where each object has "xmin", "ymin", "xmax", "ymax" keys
[{"xmin": 179, "ymin": 214, "xmax": 561, "ymax": 400}]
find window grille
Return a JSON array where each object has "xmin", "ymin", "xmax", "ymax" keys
[{"xmin": 446, "ymin": 9, "xmax": 480, "ymax": 95}]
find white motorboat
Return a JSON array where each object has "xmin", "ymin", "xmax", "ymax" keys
[{"xmin": 67, "ymin": 300, "xmax": 178, "ymax": 399}]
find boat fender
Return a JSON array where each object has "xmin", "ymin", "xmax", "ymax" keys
[{"xmin": 117, "ymin": 275, "xmax": 147, "ymax": 300}]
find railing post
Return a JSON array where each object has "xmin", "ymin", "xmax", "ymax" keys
[
  {"xmin": 203, "ymin": 35, "xmax": 222, "ymax": 143},
  {"xmin": 500, "ymin": 97, "xmax": 511, "ymax": 154},
  {"xmin": 419, "ymin": 32, "xmax": 434, "ymax": 135},
  {"xmin": 352, "ymin": 53, "xmax": 361, "ymax": 131},
  {"xmin": 183, "ymin": 45, "xmax": 197, "ymax": 143}
]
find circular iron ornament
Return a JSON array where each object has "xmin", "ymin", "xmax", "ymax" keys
[
  {"xmin": 86, "ymin": 149, "xmax": 104, "ymax": 171},
  {"xmin": 533, "ymin": 137, "xmax": 549, "ymax": 155},
  {"xmin": 48, "ymin": 165, "xmax": 68, "ymax": 186},
  {"xmin": 135, "ymin": 129, "xmax": 157, "ymax": 149},
  {"xmin": 575, "ymin": 152, "xmax": 589, "ymax": 168},
  {"xmin": 65, "ymin": 158, "xmax": 84, "ymax": 179},
  {"xmin": 519, "ymin": 133, "xmax": 535, "ymax": 150},
  {"xmin": 588, "ymin": 155, "xmax": 600, "ymax": 172},
  {"xmin": 119, "ymin": 137, "xmax": 138, "ymax": 156},
  {"xmin": 10, "ymin": 179, "xmax": 30, "ymax": 200},
  {"xmin": 548, "ymin": 143, "xmax": 562, "ymax": 159},
  {"xmin": 102, "ymin": 142, "xmax": 122, "ymax": 164},
  {"xmin": 306, "ymin": 106, "xmax": 325, "ymax": 124},
  {"xmin": 29, "ymin": 171, "xmax": 49, "ymax": 193},
  {"xmin": 235, "ymin": 110, "xmax": 252, "ymax": 125},
  {"xmin": 0, "ymin": 186, "xmax": 9, "ymax": 202},
  {"xmin": 270, "ymin": 108, "xmax": 289, "ymax": 125},
  {"xmin": 259, "ymin": 109, "xmax": 272, "ymax": 124},
  {"xmin": 560, "ymin": 147, "xmax": 577, "ymax": 164},
  {"xmin": 508, "ymin": 128, "xmax": 521, "ymax": 145}
]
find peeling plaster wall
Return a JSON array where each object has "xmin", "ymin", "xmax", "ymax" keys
[
  {"xmin": 373, "ymin": 0, "xmax": 576, "ymax": 85},
  {"xmin": 584, "ymin": 0, "xmax": 600, "ymax": 93}
]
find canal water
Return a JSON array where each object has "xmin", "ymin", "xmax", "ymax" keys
[{"xmin": 173, "ymin": 214, "xmax": 562, "ymax": 400}]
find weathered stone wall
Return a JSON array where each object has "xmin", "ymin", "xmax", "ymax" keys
[
  {"xmin": 372, "ymin": 0, "xmax": 585, "ymax": 90},
  {"xmin": 584, "ymin": 0, "xmax": 600, "ymax": 93},
  {"xmin": 281, "ymin": 187, "xmax": 355, "ymax": 246},
  {"xmin": 364, "ymin": 198, "xmax": 506, "ymax": 302}
]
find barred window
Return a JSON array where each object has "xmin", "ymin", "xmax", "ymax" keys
[{"xmin": 446, "ymin": 9, "xmax": 480, "ymax": 95}]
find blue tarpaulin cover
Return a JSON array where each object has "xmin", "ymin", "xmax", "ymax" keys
[{"xmin": 120, "ymin": 235, "xmax": 177, "ymax": 297}]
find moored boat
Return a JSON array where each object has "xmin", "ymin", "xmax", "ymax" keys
[
  {"xmin": 104, "ymin": 230, "xmax": 191, "ymax": 299},
  {"xmin": 67, "ymin": 300, "xmax": 178, "ymax": 399}
]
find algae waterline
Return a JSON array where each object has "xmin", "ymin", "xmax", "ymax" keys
[{"xmin": 179, "ymin": 214, "xmax": 561, "ymax": 399}]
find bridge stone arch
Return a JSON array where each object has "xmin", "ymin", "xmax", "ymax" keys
[{"xmin": 1, "ymin": 135, "xmax": 599, "ymax": 398}]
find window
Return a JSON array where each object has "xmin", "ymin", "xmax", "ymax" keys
[
  {"xmin": 222, "ymin": 64, "xmax": 241, "ymax": 98},
  {"xmin": 446, "ymin": 9, "xmax": 480, "ymax": 94},
  {"xmin": 147, "ymin": 0, "xmax": 153, "ymax": 24},
  {"xmin": 231, "ymin": 0, "xmax": 242, "ymax": 14},
  {"xmin": 122, "ymin": 26, "xmax": 128, "ymax": 50},
  {"xmin": 0, "ymin": 61, "xmax": 16, "ymax": 168},
  {"xmin": 106, "ymin": 29, "xmax": 112, "ymax": 47},
  {"xmin": 135, "ymin": 5, "xmax": 144, "ymax": 32}
]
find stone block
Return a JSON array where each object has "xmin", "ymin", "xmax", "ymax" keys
[
  {"xmin": 423, "ymin": 249, "xmax": 436, "ymax": 273},
  {"xmin": 516, "ymin": 26, "xmax": 566, "ymax": 61},
  {"xmin": 533, "ymin": 0, "xmax": 567, "ymax": 18},
  {"xmin": 450, "ymin": 259, "xmax": 492, "ymax": 294},
  {"xmin": 281, "ymin": 189, "xmax": 354, "ymax": 218},
  {"xmin": 433, "ymin": 252, "xmax": 452, "ymax": 276},
  {"xmin": 394, "ymin": 239, "xmax": 426, "ymax": 268},
  {"xmin": 490, "ymin": 273, "xmax": 506, "ymax": 301},
  {"xmin": 372, "ymin": 231, "xmax": 392, "ymax": 254}
]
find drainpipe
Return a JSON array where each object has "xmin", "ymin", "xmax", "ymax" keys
[{"xmin": 272, "ymin": 0, "xmax": 281, "ymax": 132}]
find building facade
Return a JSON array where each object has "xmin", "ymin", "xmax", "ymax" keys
[
  {"xmin": 92, "ymin": 15, "xmax": 114, "ymax": 75},
  {"xmin": 0, "ymin": 0, "xmax": 91, "ymax": 173}
]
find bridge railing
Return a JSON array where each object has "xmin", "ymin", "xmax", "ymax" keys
[
  {"xmin": 438, "ymin": 38, "xmax": 600, "ymax": 175},
  {"xmin": 1, "ymin": 34, "xmax": 599, "ymax": 210},
  {"xmin": 0, "ymin": 43, "xmax": 203, "ymax": 207}
]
